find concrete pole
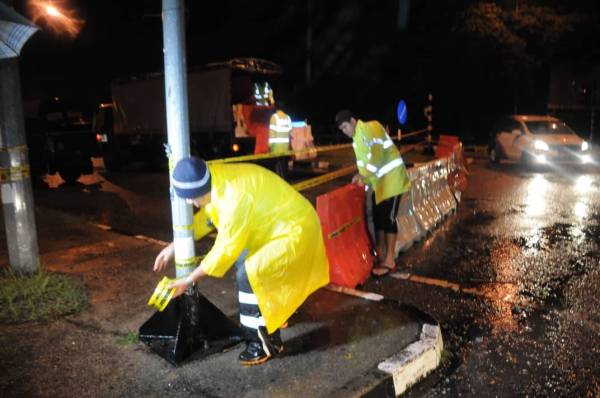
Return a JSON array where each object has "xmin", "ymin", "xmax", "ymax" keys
[
  {"xmin": 0, "ymin": 58, "xmax": 40, "ymax": 274},
  {"xmin": 161, "ymin": 0, "xmax": 195, "ymax": 279}
]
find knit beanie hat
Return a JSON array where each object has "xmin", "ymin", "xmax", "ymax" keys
[{"xmin": 172, "ymin": 156, "xmax": 212, "ymax": 199}]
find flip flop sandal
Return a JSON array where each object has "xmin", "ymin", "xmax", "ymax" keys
[{"xmin": 371, "ymin": 266, "xmax": 392, "ymax": 277}]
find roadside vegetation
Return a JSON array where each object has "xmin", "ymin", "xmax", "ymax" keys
[{"xmin": 0, "ymin": 269, "xmax": 88, "ymax": 323}]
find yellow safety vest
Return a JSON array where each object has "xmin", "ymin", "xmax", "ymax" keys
[
  {"xmin": 352, "ymin": 120, "xmax": 411, "ymax": 204},
  {"xmin": 269, "ymin": 110, "xmax": 292, "ymax": 154},
  {"xmin": 192, "ymin": 163, "xmax": 330, "ymax": 333}
]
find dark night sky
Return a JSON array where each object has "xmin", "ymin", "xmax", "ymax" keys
[{"xmin": 11, "ymin": 0, "xmax": 600, "ymax": 142}]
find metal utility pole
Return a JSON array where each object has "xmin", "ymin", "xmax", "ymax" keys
[
  {"xmin": 161, "ymin": 0, "xmax": 195, "ymax": 279},
  {"xmin": 0, "ymin": 3, "xmax": 39, "ymax": 274}
]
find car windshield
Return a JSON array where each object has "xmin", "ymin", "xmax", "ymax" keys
[{"xmin": 525, "ymin": 121, "xmax": 575, "ymax": 135}]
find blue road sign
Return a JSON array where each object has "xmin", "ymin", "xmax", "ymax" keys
[{"xmin": 397, "ymin": 100, "xmax": 408, "ymax": 125}]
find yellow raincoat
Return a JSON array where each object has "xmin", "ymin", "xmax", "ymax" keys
[{"xmin": 192, "ymin": 163, "xmax": 330, "ymax": 333}]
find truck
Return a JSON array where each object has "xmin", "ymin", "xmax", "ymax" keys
[
  {"xmin": 93, "ymin": 58, "xmax": 282, "ymax": 171},
  {"xmin": 24, "ymin": 97, "xmax": 97, "ymax": 184}
]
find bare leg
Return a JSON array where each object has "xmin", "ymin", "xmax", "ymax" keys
[
  {"xmin": 376, "ymin": 230, "xmax": 385, "ymax": 262},
  {"xmin": 381, "ymin": 232, "xmax": 397, "ymax": 269},
  {"xmin": 372, "ymin": 230, "xmax": 395, "ymax": 276}
]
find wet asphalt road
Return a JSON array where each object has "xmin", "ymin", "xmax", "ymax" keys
[
  {"xmin": 379, "ymin": 159, "xmax": 600, "ymax": 397},
  {"xmin": 32, "ymin": 154, "xmax": 600, "ymax": 397}
]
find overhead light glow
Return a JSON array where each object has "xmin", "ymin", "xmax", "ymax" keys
[
  {"xmin": 29, "ymin": 0, "xmax": 85, "ymax": 38},
  {"xmin": 45, "ymin": 5, "xmax": 60, "ymax": 16}
]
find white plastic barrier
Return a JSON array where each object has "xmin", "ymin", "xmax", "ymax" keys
[
  {"xmin": 424, "ymin": 162, "xmax": 444, "ymax": 225},
  {"xmin": 395, "ymin": 154, "xmax": 461, "ymax": 254},
  {"xmin": 395, "ymin": 187, "xmax": 425, "ymax": 255},
  {"xmin": 420, "ymin": 165, "xmax": 443, "ymax": 228},
  {"xmin": 431, "ymin": 158, "xmax": 457, "ymax": 217},
  {"xmin": 409, "ymin": 166, "xmax": 436, "ymax": 233}
]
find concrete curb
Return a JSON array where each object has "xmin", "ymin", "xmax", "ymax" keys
[
  {"xmin": 378, "ymin": 323, "xmax": 443, "ymax": 396},
  {"xmin": 340, "ymin": 322, "xmax": 443, "ymax": 397}
]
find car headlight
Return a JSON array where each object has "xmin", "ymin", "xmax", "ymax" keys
[
  {"xmin": 534, "ymin": 140, "xmax": 549, "ymax": 151},
  {"xmin": 581, "ymin": 141, "xmax": 589, "ymax": 151}
]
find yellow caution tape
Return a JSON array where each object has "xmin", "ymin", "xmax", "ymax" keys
[
  {"xmin": 0, "ymin": 164, "xmax": 30, "ymax": 183},
  {"xmin": 147, "ymin": 276, "xmax": 176, "ymax": 312},
  {"xmin": 174, "ymin": 255, "xmax": 205, "ymax": 271},
  {"xmin": 207, "ymin": 143, "xmax": 353, "ymax": 165},
  {"xmin": 292, "ymin": 165, "xmax": 356, "ymax": 192},
  {"xmin": 0, "ymin": 145, "xmax": 27, "ymax": 153},
  {"xmin": 205, "ymin": 136, "xmax": 419, "ymax": 166},
  {"xmin": 172, "ymin": 223, "xmax": 194, "ymax": 231},
  {"xmin": 328, "ymin": 216, "xmax": 361, "ymax": 240}
]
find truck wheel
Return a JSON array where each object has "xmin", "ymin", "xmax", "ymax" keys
[{"xmin": 59, "ymin": 166, "xmax": 82, "ymax": 184}]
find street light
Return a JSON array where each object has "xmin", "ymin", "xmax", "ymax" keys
[
  {"xmin": 45, "ymin": 5, "xmax": 61, "ymax": 17},
  {"xmin": 29, "ymin": 0, "xmax": 84, "ymax": 38}
]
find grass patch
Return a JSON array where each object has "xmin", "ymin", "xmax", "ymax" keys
[
  {"xmin": 116, "ymin": 331, "xmax": 139, "ymax": 346},
  {"xmin": 0, "ymin": 269, "xmax": 88, "ymax": 324}
]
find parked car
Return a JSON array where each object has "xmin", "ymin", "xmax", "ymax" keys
[{"xmin": 489, "ymin": 115, "xmax": 592, "ymax": 165}]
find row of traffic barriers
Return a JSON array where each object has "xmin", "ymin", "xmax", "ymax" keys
[
  {"xmin": 316, "ymin": 137, "xmax": 469, "ymax": 288},
  {"xmin": 394, "ymin": 145, "xmax": 467, "ymax": 256}
]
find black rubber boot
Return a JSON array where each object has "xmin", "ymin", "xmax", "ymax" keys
[
  {"xmin": 238, "ymin": 341, "xmax": 270, "ymax": 366},
  {"xmin": 238, "ymin": 328, "xmax": 283, "ymax": 366},
  {"xmin": 257, "ymin": 326, "xmax": 284, "ymax": 356}
]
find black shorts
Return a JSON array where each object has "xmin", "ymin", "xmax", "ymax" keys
[{"xmin": 373, "ymin": 194, "xmax": 401, "ymax": 233}]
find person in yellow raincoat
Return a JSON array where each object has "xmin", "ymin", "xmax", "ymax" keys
[
  {"xmin": 153, "ymin": 157, "xmax": 329, "ymax": 366},
  {"xmin": 335, "ymin": 110, "xmax": 411, "ymax": 277}
]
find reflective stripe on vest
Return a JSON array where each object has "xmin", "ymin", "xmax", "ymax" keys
[
  {"xmin": 269, "ymin": 124, "xmax": 292, "ymax": 133},
  {"xmin": 367, "ymin": 137, "xmax": 394, "ymax": 149},
  {"xmin": 357, "ymin": 157, "xmax": 404, "ymax": 178},
  {"xmin": 268, "ymin": 137, "xmax": 290, "ymax": 144},
  {"xmin": 375, "ymin": 157, "xmax": 404, "ymax": 178}
]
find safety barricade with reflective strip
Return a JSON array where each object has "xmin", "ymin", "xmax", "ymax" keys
[
  {"xmin": 394, "ymin": 185, "xmax": 425, "ymax": 254},
  {"xmin": 430, "ymin": 158, "xmax": 457, "ymax": 218},
  {"xmin": 447, "ymin": 143, "xmax": 468, "ymax": 202},
  {"xmin": 408, "ymin": 167, "xmax": 432, "ymax": 233},
  {"xmin": 316, "ymin": 184, "xmax": 374, "ymax": 288},
  {"xmin": 423, "ymin": 163, "xmax": 444, "ymax": 226}
]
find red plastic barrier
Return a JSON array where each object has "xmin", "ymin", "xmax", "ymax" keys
[
  {"xmin": 240, "ymin": 105, "xmax": 273, "ymax": 154},
  {"xmin": 435, "ymin": 135, "xmax": 460, "ymax": 158},
  {"xmin": 316, "ymin": 184, "xmax": 374, "ymax": 288}
]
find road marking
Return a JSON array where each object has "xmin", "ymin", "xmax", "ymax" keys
[
  {"xmin": 391, "ymin": 272, "xmax": 535, "ymax": 307},
  {"xmin": 91, "ymin": 223, "xmax": 169, "ymax": 246},
  {"xmin": 326, "ymin": 284, "xmax": 384, "ymax": 301}
]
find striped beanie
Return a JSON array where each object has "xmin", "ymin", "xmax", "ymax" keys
[{"xmin": 172, "ymin": 156, "xmax": 212, "ymax": 199}]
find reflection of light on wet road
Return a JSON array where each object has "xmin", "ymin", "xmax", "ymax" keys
[
  {"xmin": 573, "ymin": 201, "xmax": 588, "ymax": 219},
  {"xmin": 484, "ymin": 241, "xmax": 521, "ymax": 333},
  {"xmin": 525, "ymin": 174, "xmax": 549, "ymax": 216}
]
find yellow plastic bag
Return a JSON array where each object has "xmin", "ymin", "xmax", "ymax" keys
[{"xmin": 147, "ymin": 276, "xmax": 175, "ymax": 312}]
